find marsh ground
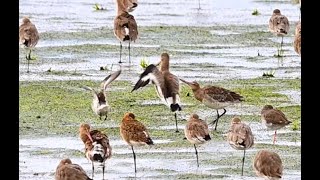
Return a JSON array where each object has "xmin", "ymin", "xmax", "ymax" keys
[{"xmin": 19, "ymin": 0, "xmax": 301, "ymax": 179}]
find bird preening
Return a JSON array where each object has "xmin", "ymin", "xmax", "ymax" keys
[{"xmin": 79, "ymin": 123, "xmax": 112, "ymax": 179}]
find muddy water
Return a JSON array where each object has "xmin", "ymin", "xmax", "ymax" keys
[{"xmin": 19, "ymin": 0, "xmax": 301, "ymax": 179}]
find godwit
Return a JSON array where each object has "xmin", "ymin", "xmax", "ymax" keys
[
  {"xmin": 227, "ymin": 117, "xmax": 254, "ymax": 176},
  {"xmin": 120, "ymin": 112, "xmax": 154, "ymax": 173},
  {"xmin": 114, "ymin": 0, "xmax": 138, "ymax": 63},
  {"xmin": 179, "ymin": 78, "xmax": 244, "ymax": 131},
  {"xmin": 19, "ymin": 17, "xmax": 39, "ymax": 73},
  {"xmin": 83, "ymin": 70, "xmax": 121, "ymax": 120},
  {"xmin": 132, "ymin": 53, "xmax": 182, "ymax": 132},
  {"xmin": 293, "ymin": 21, "xmax": 301, "ymax": 56},
  {"xmin": 184, "ymin": 113, "xmax": 211, "ymax": 167},
  {"xmin": 55, "ymin": 158, "xmax": 92, "ymax": 180},
  {"xmin": 79, "ymin": 123, "xmax": 112, "ymax": 179},
  {"xmin": 253, "ymin": 150, "xmax": 283, "ymax": 180},
  {"xmin": 269, "ymin": 9, "xmax": 290, "ymax": 57},
  {"xmin": 260, "ymin": 105, "xmax": 292, "ymax": 144}
]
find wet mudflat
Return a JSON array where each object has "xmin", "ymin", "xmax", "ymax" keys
[{"xmin": 19, "ymin": 0, "xmax": 301, "ymax": 179}]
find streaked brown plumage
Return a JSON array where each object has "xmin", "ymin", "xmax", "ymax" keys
[
  {"xmin": 269, "ymin": 9, "xmax": 290, "ymax": 57},
  {"xmin": 180, "ymin": 78, "xmax": 244, "ymax": 131},
  {"xmin": 19, "ymin": 17, "xmax": 39, "ymax": 72},
  {"xmin": 253, "ymin": 150, "xmax": 283, "ymax": 180},
  {"xmin": 227, "ymin": 117, "xmax": 254, "ymax": 176},
  {"xmin": 132, "ymin": 53, "xmax": 182, "ymax": 132},
  {"xmin": 261, "ymin": 105, "xmax": 292, "ymax": 144},
  {"xmin": 114, "ymin": 0, "xmax": 138, "ymax": 63},
  {"xmin": 83, "ymin": 70, "xmax": 121, "ymax": 120},
  {"xmin": 55, "ymin": 158, "xmax": 92, "ymax": 180},
  {"xmin": 79, "ymin": 123, "xmax": 112, "ymax": 179},
  {"xmin": 184, "ymin": 113, "xmax": 211, "ymax": 167},
  {"xmin": 120, "ymin": 112, "xmax": 154, "ymax": 173},
  {"xmin": 294, "ymin": 21, "xmax": 301, "ymax": 56}
]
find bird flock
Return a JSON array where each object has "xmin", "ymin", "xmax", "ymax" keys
[{"xmin": 19, "ymin": 0, "xmax": 300, "ymax": 179}]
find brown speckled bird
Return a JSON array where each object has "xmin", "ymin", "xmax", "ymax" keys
[
  {"xmin": 184, "ymin": 113, "xmax": 211, "ymax": 167},
  {"xmin": 132, "ymin": 53, "xmax": 182, "ymax": 132},
  {"xmin": 19, "ymin": 17, "xmax": 39, "ymax": 73},
  {"xmin": 55, "ymin": 158, "xmax": 92, "ymax": 180},
  {"xmin": 253, "ymin": 150, "xmax": 283, "ymax": 180},
  {"xmin": 294, "ymin": 21, "xmax": 301, "ymax": 56},
  {"xmin": 79, "ymin": 123, "xmax": 112, "ymax": 179},
  {"xmin": 227, "ymin": 117, "xmax": 254, "ymax": 176},
  {"xmin": 114, "ymin": 0, "xmax": 138, "ymax": 63},
  {"xmin": 269, "ymin": 9, "xmax": 290, "ymax": 57},
  {"xmin": 180, "ymin": 78, "xmax": 244, "ymax": 131},
  {"xmin": 120, "ymin": 112, "xmax": 154, "ymax": 173},
  {"xmin": 261, "ymin": 105, "xmax": 292, "ymax": 144}
]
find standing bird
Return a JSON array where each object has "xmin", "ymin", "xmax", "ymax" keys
[
  {"xmin": 227, "ymin": 117, "xmax": 254, "ymax": 176},
  {"xmin": 260, "ymin": 105, "xmax": 292, "ymax": 144},
  {"xmin": 132, "ymin": 53, "xmax": 182, "ymax": 132},
  {"xmin": 120, "ymin": 112, "xmax": 154, "ymax": 174},
  {"xmin": 184, "ymin": 113, "xmax": 211, "ymax": 167},
  {"xmin": 83, "ymin": 70, "xmax": 121, "ymax": 121},
  {"xmin": 179, "ymin": 78, "xmax": 244, "ymax": 131},
  {"xmin": 55, "ymin": 158, "xmax": 92, "ymax": 180},
  {"xmin": 114, "ymin": 0, "xmax": 138, "ymax": 63},
  {"xmin": 253, "ymin": 150, "xmax": 283, "ymax": 180},
  {"xmin": 293, "ymin": 21, "xmax": 301, "ymax": 56},
  {"xmin": 79, "ymin": 123, "xmax": 112, "ymax": 179},
  {"xmin": 269, "ymin": 9, "xmax": 290, "ymax": 57},
  {"xmin": 19, "ymin": 17, "xmax": 39, "ymax": 73}
]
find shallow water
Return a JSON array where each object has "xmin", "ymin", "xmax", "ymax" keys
[{"xmin": 19, "ymin": 0, "xmax": 301, "ymax": 179}]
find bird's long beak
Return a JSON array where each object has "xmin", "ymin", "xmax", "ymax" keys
[
  {"xmin": 86, "ymin": 132, "xmax": 93, "ymax": 142},
  {"xmin": 179, "ymin": 78, "xmax": 192, "ymax": 86}
]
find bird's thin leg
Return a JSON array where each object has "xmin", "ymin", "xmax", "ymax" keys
[
  {"xmin": 128, "ymin": 40, "xmax": 131, "ymax": 64},
  {"xmin": 280, "ymin": 36, "xmax": 284, "ymax": 56},
  {"xmin": 198, "ymin": 0, "xmax": 201, "ymax": 10},
  {"xmin": 102, "ymin": 164, "xmax": 105, "ymax": 180},
  {"xmin": 211, "ymin": 108, "xmax": 227, "ymax": 130},
  {"xmin": 119, "ymin": 42, "xmax": 123, "ymax": 63},
  {"xmin": 91, "ymin": 161, "xmax": 94, "ymax": 179},
  {"xmin": 241, "ymin": 149, "xmax": 246, "ymax": 176},
  {"xmin": 131, "ymin": 146, "xmax": 137, "ymax": 173},
  {"xmin": 194, "ymin": 144, "xmax": 199, "ymax": 167},
  {"xmin": 26, "ymin": 49, "xmax": 31, "ymax": 73},
  {"xmin": 175, "ymin": 112, "xmax": 179, "ymax": 133},
  {"xmin": 104, "ymin": 115, "xmax": 107, "ymax": 121},
  {"xmin": 273, "ymin": 130, "xmax": 277, "ymax": 144}
]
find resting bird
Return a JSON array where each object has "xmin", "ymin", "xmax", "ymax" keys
[
  {"xmin": 19, "ymin": 17, "xmax": 39, "ymax": 73},
  {"xmin": 55, "ymin": 158, "xmax": 92, "ymax": 180}
]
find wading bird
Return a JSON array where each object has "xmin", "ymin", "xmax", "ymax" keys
[
  {"xmin": 83, "ymin": 70, "xmax": 121, "ymax": 121},
  {"xmin": 260, "ymin": 105, "xmax": 292, "ymax": 144},
  {"xmin": 55, "ymin": 158, "xmax": 92, "ymax": 180},
  {"xmin": 227, "ymin": 117, "xmax": 254, "ymax": 176},
  {"xmin": 19, "ymin": 17, "xmax": 39, "ymax": 73},
  {"xmin": 253, "ymin": 150, "xmax": 283, "ymax": 180},
  {"xmin": 120, "ymin": 112, "xmax": 154, "ymax": 174},
  {"xmin": 114, "ymin": 0, "xmax": 138, "ymax": 63},
  {"xmin": 132, "ymin": 53, "xmax": 182, "ymax": 132},
  {"xmin": 269, "ymin": 9, "xmax": 290, "ymax": 57},
  {"xmin": 184, "ymin": 113, "xmax": 211, "ymax": 167},
  {"xmin": 79, "ymin": 123, "xmax": 112, "ymax": 179},
  {"xmin": 294, "ymin": 21, "xmax": 301, "ymax": 56},
  {"xmin": 179, "ymin": 78, "xmax": 244, "ymax": 131}
]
